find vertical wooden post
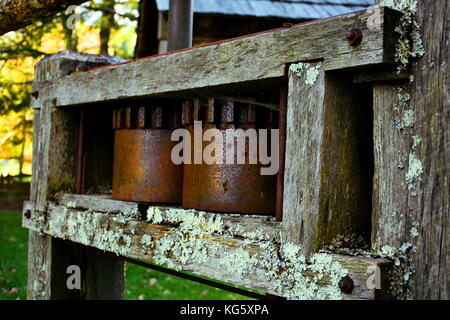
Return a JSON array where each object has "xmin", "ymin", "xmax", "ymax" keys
[
  {"xmin": 282, "ymin": 62, "xmax": 373, "ymax": 257},
  {"xmin": 372, "ymin": 0, "xmax": 449, "ymax": 299},
  {"xmin": 167, "ymin": 0, "xmax": 193, "ymax": 51},
  {"xmin": 26, "ymin": 51, "xmax": 125, "ymax": 300}
]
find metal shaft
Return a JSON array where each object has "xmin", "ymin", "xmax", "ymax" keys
[{"xmin": 167, "ymin": 0, "xmax": 193, "ymax": 51}]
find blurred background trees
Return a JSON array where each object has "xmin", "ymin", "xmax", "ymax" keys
[{"xmin": 0, "ymin": 0, "xmax": 139, "ymax": 178}]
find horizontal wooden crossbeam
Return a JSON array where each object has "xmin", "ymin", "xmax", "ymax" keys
[
  {"xmin": 23, "ymin": 196, "xmax": 394, "ymax": 300},
  {"xmin": 31, "ymin": 7, "xmax": 401, "ymax": 109}
]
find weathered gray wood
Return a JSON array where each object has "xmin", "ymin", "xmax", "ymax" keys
[
  {"xmin": 23, "ymin": 201, "xmax": 394, "ymax": 300},
  {"xmin": 372, "ymin": 0, "xmax": 450, "ymax": 299},
  {"xmin": 0, "ymin": 0, "xmax": 87, "ymax": 36},
  {"xmin": 26, "ymin": 51, "xmax": 125, "ymax": 300},
  {"xmin": 31, "ymin": 51, "xmax": 125, "ymax": 213},
  {"xmin": 58, "ymin": 194, "xmax": 281, "ymax": 242},
  {"xmin": 283, "ymin": 62, "xmax": 373, "ymax": 258},
  {"xmin": 26, "ymin": 232, "xmax": 52, "ymax": 299},
  {"xmin": 30, "ymin": 7, "xmax": 400, "ymax": 109},
  {"xmin": 59, "ymin": 193, "xmax": 140, "ymax": 215},
  {"xmin": 372, "ymin": 82, "xmax": 412, "ymax": 250}
]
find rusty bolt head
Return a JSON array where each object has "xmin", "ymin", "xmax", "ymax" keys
[
  {"xmin": 345, "ymin": 28, "xmax": 363, "ymax": 46},
  {"xmin": 24, "ymin": 210, "xmax": 31, "ymax": 219},
  {"xmin": 339, "ymin": 275, "xmax": 354, "ymax": 294}
]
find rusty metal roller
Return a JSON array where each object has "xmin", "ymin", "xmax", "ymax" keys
[
  {"xmin": 112, "ymin": 104, "xmax": 183, "ymax": 203},
  {"xmin": 182, "ymin": 98, "xmax": 278, "ymax": 215}
]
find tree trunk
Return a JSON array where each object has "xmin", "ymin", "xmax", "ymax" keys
[
  {"xmin": 18, "ymin": 114, "xmax": 27, "ymax": 176},
  {"xmin": 0, "ymin": 0, "xmax": 86, "ymax": 36},
  {"xmin": 135, "ymin": 0, "xmax": 159, "ymax": 58},
  {"xmin": 99, "ymin": 0, "xmax": 116, "ymax": 55}
]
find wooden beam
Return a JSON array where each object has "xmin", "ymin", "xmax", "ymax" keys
[
  {"xmin": 372, "ymin": 0, "xmax": 450, "ymax": 300},
  {"xmin": 23, "ymin": 201, "xmax": 395, "ymax": 300},
  {"xmin": 0, "ymin": 0, "xmax": 87, "ymax": 36},
  {"xmin": 58, "ymin": 194, "xmax": 281, "ymax": 243},
  {"xmin": 372, "ymin": 82, "xmax": 412, "ymax": 251},
  {"xmin": 30, "ymin": 7, "xmax": 401, "ymax": 109},
  {"xmin": 282, "ymin": 62, "xmax": 373, "ymax": 258}
]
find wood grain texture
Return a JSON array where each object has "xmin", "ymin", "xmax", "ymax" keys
[
  {"xmin": 23, "ymin": 201, "xmax": 394, "ymax": 300},
  {"xmin": 26, "ymin": 231, "xmax": 52, "ymax": 300},
  {"xmin": 372, "ymin": 82, "xmax": 412, "ymax": 250},
  {"xmin": 283, "ymin": 63, "xmax": 373, "ymax": 258},
  {"xmin": 30, "ymin": 8, "xmax": 400, "ymax": 109},
  {"xmin": 372, "ymin": 0, "xmax": 450, "ymax": 299},
  {"xmin": 58, "ymin": 194, "xmax": 282, "ymax": 242},
  {"xmin": 409, "ymin": 0, "xmax": 450, "ymax": 299}
]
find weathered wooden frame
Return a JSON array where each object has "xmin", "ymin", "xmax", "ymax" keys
[{"xmin": 24, "ymin": 7, "xmax": 407, "ymax": 300}]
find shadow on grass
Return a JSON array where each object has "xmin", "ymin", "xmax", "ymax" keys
[{"xmin": 0, "ymin": 210, "xmax": 250, "ymax": 300}]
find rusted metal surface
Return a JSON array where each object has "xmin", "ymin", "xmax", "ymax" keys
[
  {"xmin": 183, "ymin": 99, "xmax": 277, "ymax": 215},
  {"xmin": 112, "ymin": 105, "xmax": 183, "ymax": 204},
  {"xmin": 346, "ymin": 28, "xmax": 363, "ymax": 46}
]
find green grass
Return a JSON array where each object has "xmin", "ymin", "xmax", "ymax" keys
[
  {"xmin": 0, "ymin": 210, "xmax": 249, "ymax": 300},
  {"xmin": 0, "ymin": 210, "xmax": 28, "ymax": 300}
]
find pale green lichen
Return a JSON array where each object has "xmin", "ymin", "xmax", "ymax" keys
[
  {"xmin": 410, "ymin": 227, "xmax": 419, "ymax": 238},
  {"xmin": 147, "ymin": 207, "xmax": 163, "ymax": 224},
  {"xmin": 66, "ymin": 201, "xmax": 77, "ymax": 208},
  {"xmin": 290, "ymin": 62, "xmax": 321, "ymax": 86},
  {"xmin": 147, "ymin": 207, "xmax": 224, "ymax": 235},
  {"xmin": 395, "ymin": 109, "xmax": 415, "ymax": 130},
  {"xmin": 376, "ymin": 242, "xmax": 415, "ymax": 299},
  {"xmin": 219, "ymin": 247, "xmax": 258, "ymax": 278},
  {"xmin": 412, "ymin": 135, "xmax": 422, "ymax": 149},
  {"xmin": 380, "ymin": 245, "xmax": 398, "ymax": 257},
  {"xmin": 405, "ymin": 152, "xmax": 423, "ymax": 195},
  {"xmin": 98, "ymin": 227, "xmax": 133, "ymax": 256},
  {"xmin": 219, "ymin": 242, "xmax": 348, "ymax": 300},
  {"xmin": 378, "ymin": 0, "xmax": 424, "ymax": 71},
  {"xmin": 152, "ymin": 229, "xmax": 219, "ymax": 270},
  {"xmin": 146, "ymin": 206, "xmax": 279, "ymax": 242},
  {"xmin": 274, "ymin": 244, "xmax": 348, "ymax": 300},
  {"xmin": 122, "ymin": 207, "xmax": 140, "ymax": 219},
  {"xmin": 141, "ymin": 234, "xmax": 153, "ymax": 246}
]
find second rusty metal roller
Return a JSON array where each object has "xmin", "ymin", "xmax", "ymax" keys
[
  {"xmin": 182, "ymin": 99, "xmax": 278, "ymax": 215},
  {"xmin": 112, "ymin": 104, "xmax": 183, "ymax": 203}
]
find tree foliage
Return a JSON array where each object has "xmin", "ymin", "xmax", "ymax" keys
[{"xmin": 0, "ymin": 0, "xmax": 140, "ymax": 176}]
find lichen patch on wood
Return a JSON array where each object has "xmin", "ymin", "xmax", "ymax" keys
[
  {"xmin": 23, "ymin": 201, "xmax": 394, "ymax": 300},
  {"xmin": 378, "ymin": 0, "xmax": 425, "ymax": 71},
  {"xmin": 289, "ymin": 62, "xmax": 321, "ymax": 86}
]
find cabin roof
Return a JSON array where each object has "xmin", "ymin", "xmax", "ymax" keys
[{"xmin": 155, "ymin": 0, "xmax": 373, "ymax": 20}]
